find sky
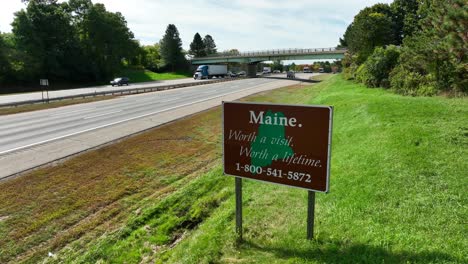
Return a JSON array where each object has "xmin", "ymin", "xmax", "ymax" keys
[{"xmin": 0, "ymin": 0, "xmax": 393, "ymax": 52}]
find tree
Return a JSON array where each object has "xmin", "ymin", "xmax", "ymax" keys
[
  {"xmin": 272, "ymin": 59, "xmax": 283, "ymax": 72},
  {"xmin": 0, "ymin": 33, "xmax": 11, "ymax": 84},
  {"xmin": 390, "ymin": 0, "xmax": 420, "ymax": 43},
  {"xmin": 290, "ymin": 62, "xmax": 296, "ymax": 71},
  {"xmin": 159, "ymin": 24, "xmax": 186, "ymax": 71},
  {"xmin": 72, "ymin": 2, "xmax": 139, "ymax": 80},
  {"xmin": 203, "ymin": 34, "xmax": 217, "ymax": 55},
  {"xmin": 390, "ymin": 0, "xmax": 467, "ymax": 94},
  {"xmin": 10, "ymin": 0, "xmax": 139, "ymax": 84},
  {"xmin": 224, "ymin": 49, "xmax": 240, "ymax": 56},
  {"xmin": 12, "ymin": 0, "xmax": 78, "ymax": 81},
  {"xmin": 344, "ymin": 12, "xmax": 395, "ymax": 63},
  {"xmin": 189, "ymin": 33, "xmax": 206, "ymax": 57},
  {"xmin": 141, "ymin": 44, "xmax": 161, "ymax": 72}
]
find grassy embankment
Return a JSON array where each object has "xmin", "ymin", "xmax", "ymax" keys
[
  {"xmin": 120, "ymin": 68, "xmax": 191, "ymax": 83},
  {"xmin": 0, "ymin": 75, "xmax": 466, "ymax": 263}
]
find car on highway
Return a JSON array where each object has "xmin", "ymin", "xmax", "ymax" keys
[
  {"xmin": 238, "ymin": 71, "xmax": 246, "ymax": 77},
  {"xmin": 228, "ymin": 71, "xmax": 238, "ymax": 77},
  {"xmin": 273, "ymin": 70, "xmax": 281, "ymax": 73},
  {"xmin": 110, "ymin": 77, "xmax": 130, "ymax": 86},
  {"xmin": 287, "ymin": 71, "xmax": 295, "ymax": 78}
]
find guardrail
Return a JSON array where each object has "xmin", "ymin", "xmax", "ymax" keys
[
  {"xmin": 0, "ymin": 77, "xmax": 242, "ymax": 108},
  {"xmin": 192, "ymin": 47, "xmax": 347, "ymax": 59}
]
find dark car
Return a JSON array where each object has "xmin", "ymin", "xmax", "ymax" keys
[
  {"xmin": 228, "ymin": 71, "xmax": 238, "ymax": 77},
  {"xmin": 287, "ymin": 71, "xmax": 295, "ymax": 78},
  {"xmin": 110, "ymin": 77, "xmax": 130, "ymax": 86}
]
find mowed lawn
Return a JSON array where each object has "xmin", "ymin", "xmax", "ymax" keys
[
  {"xmin": 120, "ymin": 69, "xmax": 191, "ymax": 83},
  {"xmin": 0, "ymin": 75, "xmax": 466, "ymax": 263}
]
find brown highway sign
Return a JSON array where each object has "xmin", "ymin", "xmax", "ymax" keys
[{"xmin": 223, "ymin": 101, "xmax": 333, "ymax": 192}]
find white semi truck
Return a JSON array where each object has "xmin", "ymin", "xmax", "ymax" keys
[{"xmin": 193, "ymin": 65, "xmax": 228, "ymax": 79}]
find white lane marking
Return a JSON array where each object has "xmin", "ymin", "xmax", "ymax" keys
[
  {"xmin": 159, "ymin": 97, "xmax": 181, "ymax": 102},
  {"xmin": 83, "ymin": 110, "xmax": 122, "ymax": 120},
  {"xmin": 0, "ymin": 83, "xmax": 274, "ymax": 155},
  {"xmin": 50, "ymin": 108, "xmax": 96, "ymax": 117}
]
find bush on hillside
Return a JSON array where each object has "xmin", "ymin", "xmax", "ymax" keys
[
  {"xmin": 356, "ymin": 45, "xmax": 400, "ymax": 88},
  {"xmin": 390, "ymin": 65, "xmax": 437, "ymax": 96}
]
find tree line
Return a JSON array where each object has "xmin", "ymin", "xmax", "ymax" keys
[
  {"xmin": 0, "ymin": 0, "xmax": 221, "ymax": 92},
  {"xmin": 339, "ymin": 0, "xmax": 467, "ymax": 96}
]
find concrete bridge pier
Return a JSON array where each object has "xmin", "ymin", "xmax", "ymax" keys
[{"xmin": 247, "ymin": 63, "xmax": 257, "ymax": 78}]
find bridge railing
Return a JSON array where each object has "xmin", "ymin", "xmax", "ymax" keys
[{"xmin": 194, "ymin": 47, "xmax": 346, "ymax": 59}]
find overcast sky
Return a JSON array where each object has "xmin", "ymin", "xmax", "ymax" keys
[{"xmin": 0, "ymin": 0, "xmax": 393, "ymax": 52}]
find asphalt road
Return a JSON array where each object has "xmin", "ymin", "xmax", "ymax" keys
[
  {"xmin": 0, "ymin": 73, "xmax": 318, "ymax": 179},
  {"xmin": 0, "ymin": 77, "xmax": 208, "ymax": 105},
  {"xmin": 0, "ymin": 74, "xmax": 316, "ymax": 154}
]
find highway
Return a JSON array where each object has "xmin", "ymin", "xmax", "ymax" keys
[
  {"xmin": 0, "ymin": 74, "xmax": 318, "ymax": 179},
  {"xmin": 0, "ymin": 77, "xmax": 210, "ymax": 105}
]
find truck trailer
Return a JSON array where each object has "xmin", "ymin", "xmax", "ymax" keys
[
  {"xmin": 262, "ymin": 67, "xmax": 272, "ymax": 74},
  {"xmin": 193, "ymin": 65, "xmax": 228, "ymax": 79}
]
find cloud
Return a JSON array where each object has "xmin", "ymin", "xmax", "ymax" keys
[{"xmin": 1, "ymin": 0, "xmax": 394, "ymax": 52}]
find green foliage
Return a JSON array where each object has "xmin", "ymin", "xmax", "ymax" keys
[
  {"xmin": 344, "ymin": 12, "xmax": 395, "ymax": 64},
  {"xmin": 271, "ymin": 59, "xmax": 283, "ymax": 72},
  {"xmin": 203, "ymin": 35, "xmax": 217, "ymax": 55},
  {"xmin": 342, "ymin": 3, "xmax": 399, "ymax": 63},
  {"xmin": 390, "ymin": 0, "xmax": 420, "ymax": 43},
  {"xmin": 0, "ymin": 34, "xmax": 11, "ymax": 83},
  {"xmin": 421, "ymin": 0, "xmax": 467, "ymax": 93},
  {"xmin": 342, "ymin": 0, "xmax": 466, "ymax": 96},
  {"xmin": 390, "ymin": 64, "xmax": 437, "ymax": 96},
  {"xmin": 341, "ymin": 53, "xmax": 359, "ymax": 80},
  {"xmin": 159, "ymin": 24, "xmax": 187, "ymax": 72},
  {"xmin": 12, "ymin": 0, "xmax": 78, "ymax": 81},
  {"xmin": 1, "ymin": 0, "xmax": 139, "ymax": 88},
  {"xmin": 357, "ymin": 45, "xmax": 400, "ymax": 88},
  {"xmin": 74, "ymin": 2, "xmax": 140, "ymax": 80},
  {"xmin": 388, "ymin": 0, "xmax": 467, "ymax": 95},
  {"xmin": 189, "ymin": 33, "xmax": 206, "ymax": 57},
  {"xmin": 355, "ymin": 63, "xmax": 370, "ymax": 84},
  {"xmin": 140, "ymin": 44, "xmax": 162, "ymax": 72}
]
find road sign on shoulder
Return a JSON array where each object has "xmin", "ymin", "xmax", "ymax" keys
[
  {"xmin": 40, "ymin": 79, "xmax": 49, "ymax": 86},
  {"xmin": 223, "ymin": 101, "xmax": 333, "ymax": 192}
]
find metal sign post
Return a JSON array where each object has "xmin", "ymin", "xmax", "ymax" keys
[
  {"xmin": 235, "ymin": 177, "xmax": 243, "ymax": 242},
  {"xmin": 307, "ymin": 191, "xmax": 316, "ymax": 240},
  {"xmin": 40, "ymin": 79, "xmax": 49, "ymax": 103}
]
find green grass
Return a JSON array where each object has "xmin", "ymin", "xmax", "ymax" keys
[
  {"xmin": 43, "ymin": 75, "xmax": 467, "ymax": 263},
  {"xmin": 2, "ymin": 75, "xmax": 466, "ymax": 263},
  {"xmin": 119, "ymin": 69, "xmax": 191, "ymax": 83}
]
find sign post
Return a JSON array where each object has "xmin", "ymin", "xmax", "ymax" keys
[
  {"xmin": 307, "ymin": 191, "xmax": 316, "ymax": 240},
  {"xmin": 235, "ymin": 177, "xmax": 242, "ymax": 242},
  {"xmin": 223, "ymin": 101, "xmax": 333, "ymax": 240},
  {"xmin": 40, "ymin": 79, "xmax": 49, "ymax": 103}
]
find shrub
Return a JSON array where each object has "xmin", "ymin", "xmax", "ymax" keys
[
  {"xmin": 390, "ymin": 65, "xmax": 437, "ymax": 96},
  {"xmin": 355, "ymin": 64, "xmax": 370, "ymax": 84},
  {"xmin": 359, "ymin": 45, "xmax": 400, "ymax": 88}
]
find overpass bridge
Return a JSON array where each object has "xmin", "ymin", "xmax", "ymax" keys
[
  {"xmin": 190, "ymin": 47, "xmax": 346, "ymax": 64},
  {"xmin": 190, "ymin": 47, "xmax": 346, "ymax": 77}
]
